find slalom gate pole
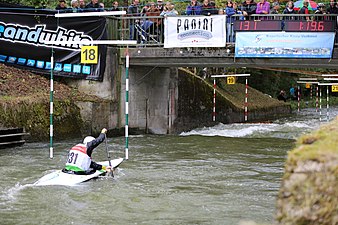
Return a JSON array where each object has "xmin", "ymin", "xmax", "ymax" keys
[
  {"xmin": 316, "ymin": 85, "xmax": 319, "ymax": 112},
  {"xmin": 244, "ymin": 77, "xmax": 248, "ymax": 122},
  {"xmin": 49, "ymin": 53, "xmax": 54, "ymax": 159},
  {"xmin": 319, "ymin": 87, "xmax": 322, "ymax": 121},
  {"xmin": 297, "ymin": 85, "xmax": 300, "ymax": 112},
  {"xmin": 213, "ymin": 78, "xmax": 216, "ymax": 122},
  {"xmin": 326, "ymin": 86, "xmax": 329, "ymax": 121},
  {"xmin": 125, "ymin": 48, "xmax": 129, "ymax": 160}
]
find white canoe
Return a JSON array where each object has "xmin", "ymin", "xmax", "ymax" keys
[{"xmin": 34, "ymin": 158, "xmax": 124, "ymax": 186}]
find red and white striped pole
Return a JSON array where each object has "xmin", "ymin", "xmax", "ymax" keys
[
  {"xmin": 316, "ymin": 85, "xmax": 319, "ymax": 112},
  {"xmin": 319, "ymin": 87, "xmax": 322, "ymax": 121},
  {"xmin": 326, "ymin": 86, "xmax": 329, "ymax": 121},
  {"xmin": 244, "ymin": 77, "xmax": 248, "ymax": 122},
  {"xmin": 297, "ymin": 85, "xmax": 300, "ymax": 112},
  {"xmin": 213, "ymin": 78, "xmax": 216, "ymax": 122}
]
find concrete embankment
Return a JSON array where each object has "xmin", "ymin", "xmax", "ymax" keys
[
  {"xmin": 174, "ymin": 68, "xmax": 291, "ymax": 132},
  {"xmin": 276, "ymin": 118, "xmax": 338, "ymax": 225}
]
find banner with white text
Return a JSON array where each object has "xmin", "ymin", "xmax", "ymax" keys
[
  {"xmin": 0, "ymin": 9, "xmax": 107, "ymax": 81},
  {"xmin": 235, "ymin": 32, "xmax": 335, "ymax": 58},
  {"xmin": 164, "ymin": 15, "xmax": 226, "ymax": 48}
]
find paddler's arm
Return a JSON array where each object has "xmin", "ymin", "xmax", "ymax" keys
[
  {"xmin": 86, "ymin": 128, "xmax": 107, "ymax": 156},
  {"xmin": 90, "ymin": 161, "xmax": 111, "ymax": 171}
]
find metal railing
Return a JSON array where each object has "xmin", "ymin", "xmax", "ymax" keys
[{"xmin": 107, "ymin": 14, "xmax": 338, "ymax": 47}]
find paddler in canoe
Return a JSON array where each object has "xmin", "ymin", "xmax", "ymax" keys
[{"xmin": 62, "ymin": 128, "xmax": 112, "ymax": 175}]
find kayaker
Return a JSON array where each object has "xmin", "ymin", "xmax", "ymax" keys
[{"xmin": 62, "ymin": 128, "xmax": 112, "ymax": 175}]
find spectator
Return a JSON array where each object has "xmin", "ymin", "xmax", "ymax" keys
[
  {"xmin": 201, "ymin": 0, "xmax": 213, "ymax": 16},
  {"xmin": 241, "ymin": 0, "xmax": 257, "ymax": 20},
  {"xmin": 298, "ymin": 1, "xmax": 309, "ymax": 21},
  {"xmin": 209, "ymin": 1, "xmax": 218, "ymax": 14},
  {"xmin": 234, "ymin": 2, "xmax": 244, "ymax": 19},
  {"xmin": 127, "ymin": 0, "xmax": 141, "ymax": 40},
  {"xmin": 55, "ymin": 0, "xmax": 70, "ymax": 11},
  {"xmin": 160, "ymin": 2, "xmax": 178, "ymax": 16},
  {"xmin": 289, "ymin": 87, "xmax": 296, "ymax": 100},
  {"xmin": 111, "ymin": 1, "xmax": 120, "ymax": 11},
  {"xmin": 99, "ymin": 2, "xmax": 105, "ymax": 9},
  {"xmin": 146, "ymin": 2, "xmax": 161, "ymax": 26},
  {"xmin": 282, "ymin": 1, "xmax": 296, "ymax": 20},
  {"xmin": 277, "ymin": 90, "xmax": 287, "ymax": 102},
  {"xmin": 327, "ymin": 0, "xmax": 338, "ymax": 14},
  {"xmin": 186, "ymin": 0, "xmax": 202, "ymax": 15},
  {"xmin": 256, "ymin": 0, "xmax": 270, "ymax": 15},
  {"xmin": 314, "ymin": 3, "xmax": 326, "ymax": 21},
  {"xmin": 157, "ymin": 0, "xmax": 164, "ymax": 12},
  {"xmin": 71, "ymin": 0, "xmax": 80, "ymax": 12},
  {"xmin": 270, "ymin": 0, "xmax": 280, "ymax": 14},
  {"xmin": 225, "ymin": 1, "xmax": 236, "ymax": 42},
  {"xmin": 140, "ymin": 2, "xmax": 150, "ymax": 16},
  {"xmin": 79, "ymin": 0, "xmax": 86, "ymax": 9},
  {"xmin": 128, "ymin": 0, "xmax": 140, "ymax": 15},
  {"xmin": 85, "ymin": 0, "xmax": 104, "ymax": 11}
]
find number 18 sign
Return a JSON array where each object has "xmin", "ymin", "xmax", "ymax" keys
[{"xmin": 81, "ymin": 46, "xmax": 98, "ymax": 64}]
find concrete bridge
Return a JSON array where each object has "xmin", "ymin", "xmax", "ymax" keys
[
  {"xmin": 125, "ymin": 47, "xmax": 338, "ymax": 69},
  {"xmin": 109, "ymin": 14, "xmax": 338, "ymax": 69}
]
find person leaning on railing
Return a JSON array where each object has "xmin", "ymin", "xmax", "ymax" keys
[
  {"xmin": 241, "ymin": 0, "xmax": 257, "ymax": 20},
  {"xmin": 314, "ymin": 3, "xmax": 327, "ymax": 21},
  {"xmin": 127, "ymin": 0, "xmax": 141, "ymax": 40},
  {"xmin": 186, "ymin": 0, "xmax": 202, "ymax": 15},
  {"xmin": 160, "ymin": 3, "xmax": 178, "ymax": 17},
  {"xmin": 282, "ymin": 1, "xmax": 296, "ymax": 20},
  {"xmin": 85, "ymin": 0, "xmax": 104, "ymax": 11},
  {"xmin": 298, "ymin": 1, "xmax": 310, "ymax": 21}
]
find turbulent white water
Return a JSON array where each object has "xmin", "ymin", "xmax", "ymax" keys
[{"xmin": 181, "ymin": 107, "xmax": 337, "ymax": 139}]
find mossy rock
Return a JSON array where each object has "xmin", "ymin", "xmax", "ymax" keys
[
  {"xmin": 276, "ymin": 118, "xmax": 338, "ymax": 225},
  {"xmin": 0, "ymin": 97, "xmax": 83, "ymax": 141}
]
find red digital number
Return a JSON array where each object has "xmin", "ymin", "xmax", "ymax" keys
[
  {"xmin": 239, "ymin": 21, "xmax": 250, "ymax": 30},
  {"xmin": 318, "ymin": 21, "xmax": 324, "ymax": 31}
]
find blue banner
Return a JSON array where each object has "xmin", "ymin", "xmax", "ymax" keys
[{"xmin": 235, "ymin": 32, "xmax": 335, "ymax": 58}]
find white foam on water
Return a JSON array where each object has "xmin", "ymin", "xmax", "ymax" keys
[
  {"xmin": 180, "ymin": 123, "xmax": 278, "ymax": 138},
  {"xmin": 0, "ymin": 182, "xmax": 34, "ymax": 207},
  {"xmin": 179, "ymin": 108, "xmax": 333, "ymax": 139}
]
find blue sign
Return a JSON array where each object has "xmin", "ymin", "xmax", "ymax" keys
[{"xmin": 235, "ymin": 32, "xmax": 335, "ymax": 58}]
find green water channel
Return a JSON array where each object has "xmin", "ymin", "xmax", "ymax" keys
[{"xmin": 0, "ymin": 107, "xmax": 334, "ymax": 225}]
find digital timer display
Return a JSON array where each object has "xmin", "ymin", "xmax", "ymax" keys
[
  {"xmin": 283, "ymin": 21, "xmax": 335, "ymax": 32},
  {"xmin": 233, "ymin": 20, "xmax": 282, "ymax": 31}
]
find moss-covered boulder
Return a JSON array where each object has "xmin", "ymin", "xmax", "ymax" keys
[{"xmin": 276, "ymin": 118, "xmax": 338, "ymax": 225}]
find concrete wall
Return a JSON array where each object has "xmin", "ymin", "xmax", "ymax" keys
[
  {"xmin": 67, "ymin": 47, "xmax": 179, "ymax": 135},
  {"xmin": 67, "ymin": 48, "xmax": 121, "ymax": 134},
  {"xmin": 120, "ymin": 66, "xmax": 178, "ymax": 134}
]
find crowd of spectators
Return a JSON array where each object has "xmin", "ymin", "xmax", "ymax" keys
[
  {"xmin": 55, "ymin": 0, "xmax": 338, "ymax": 19},
  {"xmin": 54, "ymin": 0, "xmax": 338, "ymax": 42}
]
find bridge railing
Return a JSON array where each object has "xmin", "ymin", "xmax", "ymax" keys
[{"xmin": 107, "ymin": 14, "xmax": 338, "ymax": 47}]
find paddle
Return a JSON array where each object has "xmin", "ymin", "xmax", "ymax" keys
[{"xmin": 104, "ymin": 133, "xmax": 114, "ymax": 177}]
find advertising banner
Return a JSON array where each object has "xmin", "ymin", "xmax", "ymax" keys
[
  {"xmin": 235, "ymin": 32, "xmax": 335, "ymax": 58},
  {"xmin": 0, "ymin": 9, "xmax": 107, "ymax": 80},
  {"xmin": 164, "ymin": 15, "xmax": 226, "ymax": 48}
]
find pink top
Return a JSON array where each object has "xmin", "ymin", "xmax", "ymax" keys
[{"xmin": 256, "ymin": 0, "xmax": 270, "ymax": 14}]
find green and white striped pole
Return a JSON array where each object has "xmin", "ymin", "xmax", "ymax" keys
[
  {"xmin": 50, "ymin": 52, "xmax": 54, "ymax": 159},
  {"xmin": 125, "ymin": 48, "xmax": 129, "ymax": 160}
]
